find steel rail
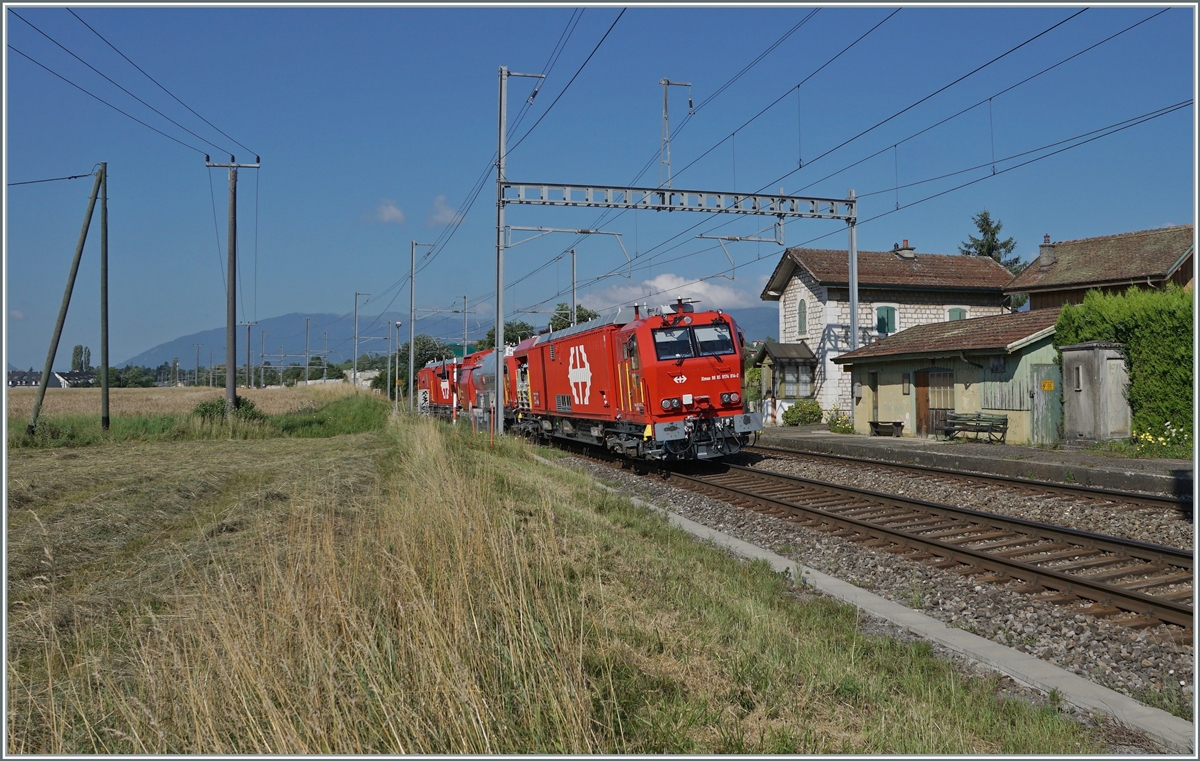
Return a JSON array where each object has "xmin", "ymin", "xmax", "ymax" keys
[
  {"xmin": 746, "ymin": 444, "xmax": 1191, "ymax": 512},
  {"xmin": 665, "ymin": 464, "xmax": 1193, "ymax": 628}
]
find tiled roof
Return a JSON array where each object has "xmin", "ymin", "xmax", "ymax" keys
[
  {"xmin": 833, "ymin": 308, "xmax": 1061, "ymax": 363},
  {"xmin": 761, "ymin": 247, "xmax": 1013, "ymax": 300},
  {"xmin": 752, "ymin": 341, "xmax": 816, "ymax": 366},
  {"xmin": 1006, "ymin": 224, "xmax": 1194, "ymax": 293}
]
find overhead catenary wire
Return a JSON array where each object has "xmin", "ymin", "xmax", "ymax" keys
[
  {"xmin": 484, "ymin": 9, "xmax": 845, "ymax": 310},
  {"xmin": 10, "ymin": 9, "xmax": 236, "ymax": 157},
  {"xmin": 506, "ymin": 8, "xmax": 625, "ymax": 155},
  {"xmin": 67, "ymin": 7, "xmax": 257, "ymax": 156},
  {"xmin": 8, "ymin": 44, "xmax": 209, "ymax": 155},
  {"xmin": 494, "ymin": 98, "xmax": 1192, "ymax": 322},
  {"xmin": 563, "ymin": 6, "xmax": 1100, "ymax": 287}
]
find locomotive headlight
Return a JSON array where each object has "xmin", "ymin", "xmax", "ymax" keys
[
  {"xmin": 729, "ymin": 392, "xmax": 740, "ymax": 403},
  {"xmin": 720, "ymin": 393, "xmax": 730, "ymax": 403},
  {"xmin": 671, "ymin": 397, "xmax": 681, "ymax": 409},
  {"xmin": 661, "ymin": 398, "xmax": 673, "ymax": 411}
]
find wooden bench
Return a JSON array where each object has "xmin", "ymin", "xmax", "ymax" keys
[
  {"xmin": 869, "ymin": 420, "xmax": 904, "ymax": 437},
  {"xmin": 935, "ymin": 412, "xmax": 1008, "ymax": 444}
]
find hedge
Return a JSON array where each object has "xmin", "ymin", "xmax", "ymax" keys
[{"xmin": 1054, "ymin": 285, "xmax": 1192, "ymax": 445}]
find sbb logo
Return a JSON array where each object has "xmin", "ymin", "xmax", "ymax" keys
[
  {"xmin": 672, "ymin": 375, "xmax": 688, "ymax": 384},
  {"xmin": 568, "ymin": 345, "xmax": 592, "ymax": 405}
]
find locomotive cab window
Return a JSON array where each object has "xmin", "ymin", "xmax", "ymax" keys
[
  {"xmin": 693, "ymin": 323, "xmax": 735, "ymax": 357},
  {"xmin": 653, "ymin": 328, "xmax": 694, "ymax": 360}
]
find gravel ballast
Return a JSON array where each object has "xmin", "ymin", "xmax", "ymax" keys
[
  {"xmin": 565, "ymin": 455, "xmax": 1195, "ymax": 732},
  {"xmin": 742, "ymin": 451, "xmax": 1194, "ymax": 550}
]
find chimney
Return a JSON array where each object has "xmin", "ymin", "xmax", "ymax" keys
[
  {"xmin": 895, "ymin": 238, "xmax": 915, "ymax": 259},
  {"xmin": 1038, "ymin": 234, "xmax": 1055, "ymax": 268}
]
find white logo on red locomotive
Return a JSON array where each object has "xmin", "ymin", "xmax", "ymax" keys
[
  {"xmin": 673, "ymin": 375, "xmax": 687, "ymax": 384},
  {"xmin": 440, "ymin": 379, "xmax": 450, "ymax": 396},
  {"xmin": 567, "ymin": 345, "xmax": 592, "ymax": 404}
]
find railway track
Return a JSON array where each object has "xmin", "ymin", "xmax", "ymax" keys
[
  {"xmin": 664, "ymin": 462, "xmax": 1193, "ymax": 633},
  {"xmin": 745, "ymin": 444, "xmax": 1192, "ymax": 515}
]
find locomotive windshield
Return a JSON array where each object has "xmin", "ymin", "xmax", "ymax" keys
[
  {"xmin": 652, "ymin": 323, "xmax": 737, "ymax": 360},
  {"xmin": 653, "ymin": 327, "xmax": 694, "ymax": 360},
  {"xmin": 693, "ymin": 324, "xmax": 735, "ymax": 357}
]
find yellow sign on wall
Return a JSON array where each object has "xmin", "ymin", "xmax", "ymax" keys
[{"xmin": 1041, "ymin": 379, "xmax": 1055, "ymax": 391}]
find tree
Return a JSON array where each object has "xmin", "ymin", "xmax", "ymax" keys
[
  {"xmin": 958, "ymin": 209, "xmax": 1022, "ymax": 273},
  {"xmin": 548, "ymin": 302, "xmax": 600, "ymax": 331},
  {"xmin": 473, "ymin": 320, "xmax": 536, "ymax": 351},
  {"xmin": 82, "ymin": 346, "xmax": 91, "ymax": 371},
  {"xmin": 71, "ymin": 345, "xmax": 83, "ymax": 372}
]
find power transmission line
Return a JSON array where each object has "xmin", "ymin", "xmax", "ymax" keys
[
  {"xmin": 67, "ymin": 7, "xmax": 257, "ymax": 156},
  {"xmin": 7, "ymin": 171, "xmax": 93, "ymax": 186},
  {"xmin": 9, "ymin": 9, "xmax": 235, "ymax": 156},
  {"xmin": 8, "ymin": 44, "xmax": 209, "ymax": 155}
]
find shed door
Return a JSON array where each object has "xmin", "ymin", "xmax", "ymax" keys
[
  {"xmin": 1031, "ymin": 364, "xmax": 1062, "ymax": 446},
  {"xmin": 928, "ymin": 371, "xmax": 954, "ymax": 435},
  {"xmin": 915, "ymin": 371, "xmax": 930, "ymax": 436}
]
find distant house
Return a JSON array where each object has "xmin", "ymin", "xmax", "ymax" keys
[
  {"xmin": 7, "ymin": 370, "xmax": 64, "ymax": 388},
  {"xmin": 832, "ymin": 308, "xmax": 1063, "ymax": 445},
  {"xmin": 1006, "ymin": 225, "xmax": 1194, "ymax": 310},
  {"xmin": 759, "ymin": 241, "xmax": 1015, "ymax": 416}
]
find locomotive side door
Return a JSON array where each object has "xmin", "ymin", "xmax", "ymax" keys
[{"xmin": 618, "ymin": 334, "xmax": 645, "ymax": 416}]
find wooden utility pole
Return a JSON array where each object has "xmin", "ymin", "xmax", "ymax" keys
[
  {"xmin": 206, "ymin": 156, "xmax": 260, "ymax": 415},
  {"xmin": 27, "ymin": 167, "xmax": 103, "ymax": 435},
  {"xmin": 99, "ymin": 163, "xmax": 110, "ymax": 429}
]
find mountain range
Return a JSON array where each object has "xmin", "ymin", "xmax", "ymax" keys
[{"xmin": 116, "ymin": 306, "xmax": 781, "ymax": 369}]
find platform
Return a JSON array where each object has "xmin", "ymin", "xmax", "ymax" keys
[{"xmin": 757, "ymin": 425, "xmax": 1193, "ymax": 499}]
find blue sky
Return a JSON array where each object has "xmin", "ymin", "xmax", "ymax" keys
[{"xmin": 4, "ymin": 4, "xmax": 1195, "ymax": 369}]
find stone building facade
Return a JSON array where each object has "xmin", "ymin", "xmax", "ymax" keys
[{"xmin": 761, "ymin": 242, "xmax": 1014, "ymax": 415}]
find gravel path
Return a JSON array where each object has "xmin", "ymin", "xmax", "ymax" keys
[
  {"xmin": 566, "ymin": 456, "xmax": 1195, "ymax": 734},
  {"xmin": 741, "ymin": 451, "xmax": 1194, "ymax": 551}
]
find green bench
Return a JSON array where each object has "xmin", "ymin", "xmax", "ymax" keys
[{"xmin": 935, "ymin": 412, "xmax": 1008, "ymax": 444}]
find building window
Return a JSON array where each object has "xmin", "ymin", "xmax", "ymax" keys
[
  {"xmin": 797, "ymin": 299, "xmax": 807, "ymax": 338},
  {"xmin": 876, "ymin": 305, "xmax": 897, "ymax": 336},
  {"xmin": 948, "ymin": 307, "xmax": 967, "ymax": 321},
  {"xmin": 780, "ymin": 364, "xmax": 812, "ymax": 398},
  {"xmin": 929, "ymin": 371, "xmax": 954, "ymax": 410},
  {"xmin": 1074, "ymin": 364, "xmax": 1082, "ymax": 392},
  {"xmin": 902, "ymin": 372, "xmax": 910, "ymax": 395}
]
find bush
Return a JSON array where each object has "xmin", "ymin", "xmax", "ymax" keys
[
  {"xmin": 193, "ymin": 395, "xmax": 267, "ymax": 422},
  {"xmin": 781, "ymin": 398, "xmax": 822, "ymax": 426},
  {"xmin": 1055, "ymin": 285, "xmax": 1192, "ymax": 449},
  {"xmin": 825, "ymin": 406, "xmax": 854, "ymax": 434}
]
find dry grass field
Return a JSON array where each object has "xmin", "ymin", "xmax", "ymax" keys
[
  {"xmin": 6, "ymin": 399, "xmax": 1123, "ymax": 753},
  {"xmin": 7, "ymin": 382, "xmax": 356, "ymax": 419}
]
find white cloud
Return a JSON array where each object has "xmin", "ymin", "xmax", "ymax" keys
[
  {"xmin": 9, "ymin": 309, "xmax": 24, "ymax": 320},
  {"xmin": 426, "ymin": 194, "xmax": 461, "ymax": 228},
  {"xmin": 373, "ymin": 199, "xmax": 406, "ymax": 225},
  {"xmin": 582, "ymin": 272, "xmax": 762, "ymax": 313}
]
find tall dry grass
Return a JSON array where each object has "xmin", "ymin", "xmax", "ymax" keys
[
  {"xmin": 6, "ymin": 383, "xmax": 355, "ymax": 419},
  {"xmin": 8, "ymin": 417, "xmax": 597, "ymax": 754}
]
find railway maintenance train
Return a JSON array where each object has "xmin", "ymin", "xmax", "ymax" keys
[{"xmin": 416, "ymin": 299, "xmax": 762, "ymax": 460}]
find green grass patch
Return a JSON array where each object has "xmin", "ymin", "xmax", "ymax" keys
[{"xmin": 9, "ymin": 392, "xmax": 388, "ymax": 449}]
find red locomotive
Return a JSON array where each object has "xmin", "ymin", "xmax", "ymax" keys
[
  {"xmin": 506, "ymin": 299, "xmax": 761, "ymax": 460},
  {"xmin": 415, "ymin": 349, "xmax": 494, "ymax": 421}
]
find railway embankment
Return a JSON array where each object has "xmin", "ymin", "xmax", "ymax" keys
[
  {"xmin": 559, "ymin": 452, "xmax": 1194, "ymax": 752},
  {"xmin": 758, "ymin": 425, "xmax": 1193, "ymax": 499},
  {"xmin": 6, "ymin": 395, "xmax": 1123, "ymax": 754}
]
